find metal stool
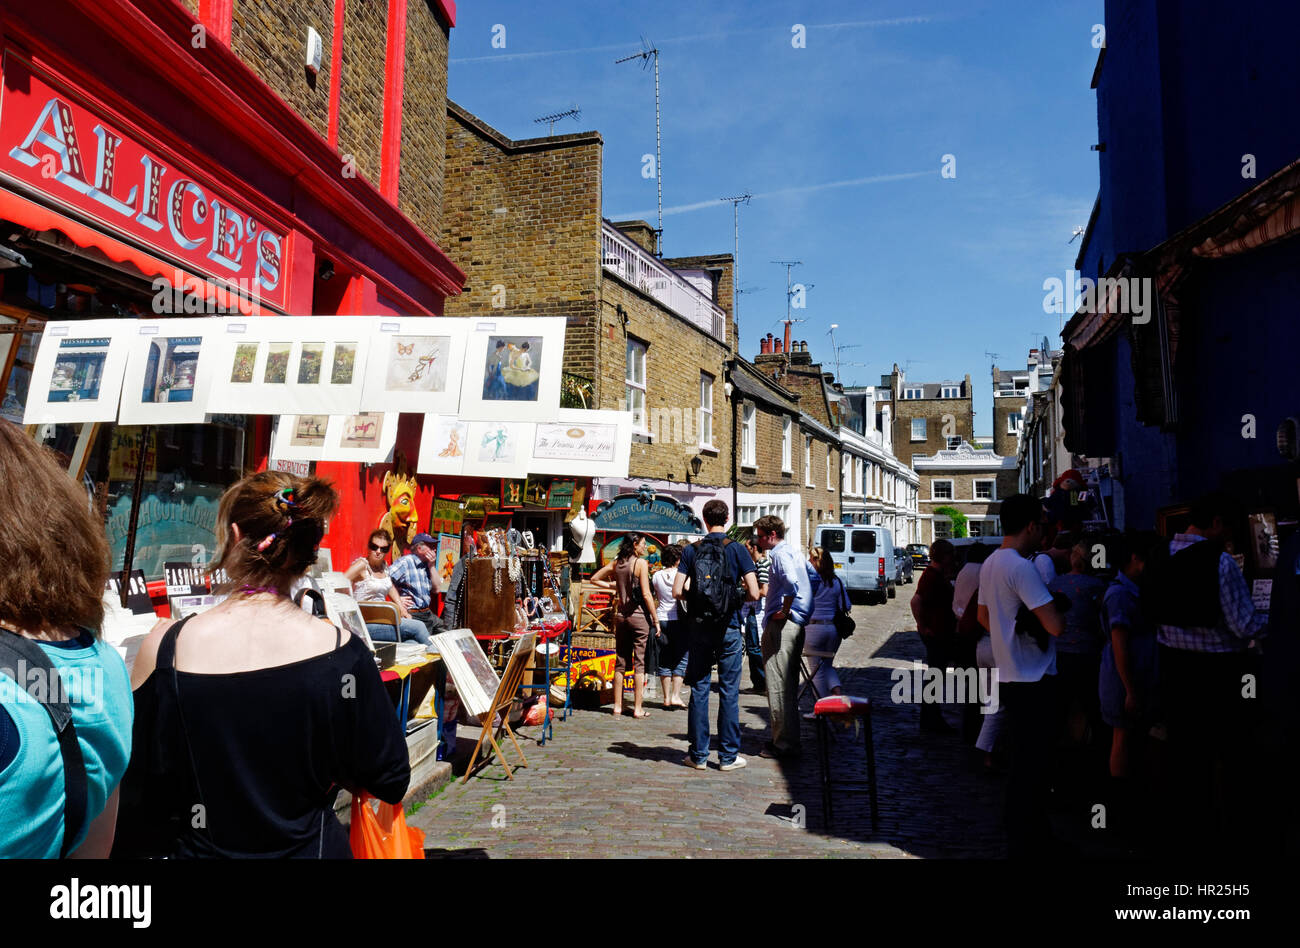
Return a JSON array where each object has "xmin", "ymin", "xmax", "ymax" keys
[{"xmin": 813, "ymin": 694, "xmax": 879, "ymax": 831}]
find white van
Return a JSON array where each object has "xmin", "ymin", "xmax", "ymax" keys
[{"xmin": 814, "ymin": 524, "xmax": 895, "ymax": 604}]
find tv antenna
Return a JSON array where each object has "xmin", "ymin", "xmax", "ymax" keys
[
  {"xmin": 771, "ymin": 260, "xmax": 804, "ymax": 323},
  {"xmin": 532, "ymin": 107, "xmax": 582, "ymax": 137},
  {"xmin": 719, "ymin": 192, "xmax": 751, "ymax": 330},
  {"xmin": 826, "ymin": 323, "xmax": 861, "ymax": 380},
  {"xmin": 1068, "ymin": 225, "xmax": 1086, "ymax": 243},
  {"xmin": 616, "ymin": 39, "xmax": 662, "ymax": 254}
]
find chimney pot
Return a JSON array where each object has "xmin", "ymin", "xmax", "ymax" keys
[
  {"xmin": 783, "ymin": 321, "xmax": 792, "ymax": 355},
  {"xmin": 775, "ymin": 339, "xmax": 784, "ymax": 354}
]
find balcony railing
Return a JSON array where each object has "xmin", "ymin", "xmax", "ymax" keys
[{"xmin": 601, "ymin": 222, "xmax": 726, "ymax": 341}]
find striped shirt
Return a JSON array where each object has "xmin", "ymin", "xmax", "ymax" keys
[
  {"xmin": 1156, "ymin": 534, "xmax": 1267, "ymax": 653},
  {"xmin": 389, "ymin": 553, "xmax": 439, "ymax": 611}
]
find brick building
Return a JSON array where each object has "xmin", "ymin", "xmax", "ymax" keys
[
  {"xmin": 887, "ymin": 366, "xmax": 975, "ymax": 464},
  {"xmin": 440, "ymin": 103, "xmax": 738, "ymax": 522},
  {"xmin": 830, "ymin": 383, "xmax": 920, "ymax": 545},
  {"xmin": 727, "ymin": 357, "xmax": 805, "ymax": 546},
  {"xmin": 752, "ymin": 330, "xmax": 842, "ymax": 543},
  {"xmin": 913, "ymin": 441, "xmax": 1019, "ymax": 541}
]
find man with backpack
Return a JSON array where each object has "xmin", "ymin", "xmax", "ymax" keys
[{"xmin": 673, "ymin": 500, "xmax": 760, "ymax": 771}]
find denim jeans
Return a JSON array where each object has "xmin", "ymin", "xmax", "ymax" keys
[
  {"xmin": 684, "ymin": 616, "xmax": 745, "ymax": 765},
  {"xmin": 743, "ymin": 610, "xmax": 766, "ymax": 691},
  {"xmin": 367, "ymin": 618, "xmax": 433, "ymax": 646}
]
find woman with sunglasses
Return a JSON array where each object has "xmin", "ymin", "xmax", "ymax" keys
[{"xmin": 345, "ymin": 529, "xmax": 433, "ymax": 646}]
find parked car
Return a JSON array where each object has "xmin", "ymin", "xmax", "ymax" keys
[
  {"xmin": 893, "ymin": 547, "xmax": 914, "ymax": 585},
  {"xmin": 814, "ymin": 524, "xmax": 895, "ymax": 604},
  {"xmin": 906, "ymin": 543, "xmax": 930, "ymax": 571}
]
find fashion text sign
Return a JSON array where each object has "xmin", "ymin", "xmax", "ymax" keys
[{"xmin": 0, "ymin": 52, "xmax": 289, "ymax": 309}]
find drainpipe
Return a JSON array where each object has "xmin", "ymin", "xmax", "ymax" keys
[{"xmin": 730, "ymin": 368, "xmax": 739, "ymax": 526}]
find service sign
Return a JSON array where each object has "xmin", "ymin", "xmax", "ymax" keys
[{"xmin": 0, "ymin": 52, "xmax": 290, "ymax": 310}]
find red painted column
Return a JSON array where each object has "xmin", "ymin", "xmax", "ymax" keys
[
  {"xmin": 197, "ymin": 0, "xmax": 233, "ymax": 45},
  {"xmin": 379, "ymin": 0, "xmax": 407, "ymax": 203},
  {"xmin": 327, "ymin": 0, "xmax": 346, "ymax": 148}
]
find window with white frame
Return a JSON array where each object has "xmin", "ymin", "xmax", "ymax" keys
[
  {"xmin": 826, "ymin": 446, "xmax": 834, "ymax": 490},
  {"xmin": 946, "ymin": 436, "xmax": 961, "ymax": 450},
  {"xmin": 782, "ymin": 416, "xmax": 792, "ymax": 472},
  {"xmin": 940, "ymin": 385, "xmax": 959, "ymax": 398},
  {"xmin": 932, "ymin": 479, "xmax": 954, "ymax": 500},
  {"xmin": 805, "ymin": 436, "xmax": 813, "ymax": 486},
  {"xmin": 911, "ymin": 417, "xmax": 926, "ymax": 441},
  {"xmin": 741, "ymin": 403, "xmax": 756, "ymax": 467},
  {"xmin": 625, "ymin": 338, "xmax": 647, "ymax": 431},
  {"xmin": 699, "ymin": 372, "xmax": 714, "ymax": 447},
  {"xmin": 934, "ymin": 518, "xmax": 952, "ymax": 540},
  {"xmin": 903, "ymin": 386, "xmax": 923, "ymax": 399},
  {"xmin": 1007, "ymin": 412, "xmax": 1022, "ymax": 433},
  {"xmin": 969, "ymin": 520, "xmax": 984, "ymax": 537},
  {"xmin": 974, "ymin": 479, "xmax": 995, "ymax": 501}
]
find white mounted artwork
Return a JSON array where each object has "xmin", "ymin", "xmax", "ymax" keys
[
  {"xmin": 117, "ymin": 318, "xmax": 223, "ymax": 425},
  {"xmin": 358, "ymin": 317, "xmax": 467, "ymax": 414},
  {"xmin": 456, "ymin": 316, "xmax": 565, "ymax": 422},
  {"xmin": 416, "ymin": 414, "xmax": 468, "ymax": 475},
  {"xmin": 23, "ymin": 319, "xmax": 131, "ymax": 424},
  {"xmin": 320, "ymin": 411, "xmax": 398, "ymax": 464},
  {"xmin": 529, "ymin": 408, "xmax": 633, "ymax": 477},
  {"xmin": 430, "ymin": 628, "xmax": 501, "ymax": 718},
  {"xmin": 271, "ymin": 414, "xmax": 327, "ymax": 462},
  {"xmin": 209, "ymin": 315, "xmax": 375, "ymax": 415},
  {"xmin": 460, "ymin": 419, "xmax": 535, "ymax": 478}
]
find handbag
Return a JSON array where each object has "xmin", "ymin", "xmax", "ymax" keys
[
  {"xmin": 350, "ymin": 793, "xmax": 426, "ymax": 859},
  {"xmin": 832, "ymin": 577, "xmax": 856, "ymax": 639}
]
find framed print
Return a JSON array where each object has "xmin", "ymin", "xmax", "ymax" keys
[
  {"xmin": 501, "ymin": 478, "xmax": 526, "ymax": 509},
  {"xmin": 528, "ymin": 408, "xmax": 634, "ymax": 477},
  {"xmin": 320, "ymin": 411, "xmax": 398, "ymax": 463},
  {"xmin": 430, "ymin": 629, "xmax": 500, "ymax": 718},
  {"xmin": 546, "ymin": 478, "xmax": 577, "ymax": 510},
  {"xmin": 431, "ymin": 496, "xmax": 464, "ymax": 536},
  {"xmin": 118, "ymin": 318, "xmax": 223, "ymax": 425},
  {"xmin": 457, "ymin": 316, "xmax": 565, "ymax": 422},
  {"xmin": 482, "ymin": 512, "xmax": 513, "ymax": 532},
  {"xmin": 435, "ymin": 533, "xmax": 461, "ymax": 585},
  {"xmin": 1246, "ymin": 511, "xmax": 1279, "ymax": 572},
  {"xmin": 323, "ymin": 591, "xmax": 375, "ymax": 652},
  {"xmin": 23, "ymin": 319, "xmax": 131, "ymax": 424},
  {"xmin": 460, "ymin": 420, "xmax": 535, "ymax": 478},
  {"xmin": 523, "ymin": 475, "xmax": 550, "ymax": 507},
  {"xmin": 359, "ymin": 317, "xmax": 468, "ymax": 414},
  {"xmin": 271, "ymin": 414, "xmax": 325, "ymax": 462},
  {"xmin": 415, "ymin": 413, "xmax": 467, "ymax": 475}
]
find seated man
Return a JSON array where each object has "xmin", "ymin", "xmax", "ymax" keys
[{"xmin": 389, "ymin": 533, "xmax": 447, "ymax": 638}]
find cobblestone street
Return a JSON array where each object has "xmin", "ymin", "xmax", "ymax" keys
[{"xmin": 409, "ymin": 591, "xmax": 1009, "ymax": 857}]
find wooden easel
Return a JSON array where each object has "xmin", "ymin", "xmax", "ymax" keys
[{"xmin": 462, "ymin": 633, "xmax": 536, "ymax": 783}]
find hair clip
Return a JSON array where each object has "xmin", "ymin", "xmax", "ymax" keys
[
  {"xmin": 274, "ymin": 487, "xmax": 298, "ymax": 512},
  {"xmin": 256, "ymin": 532, "xmax": 279, "ymax": 552}
]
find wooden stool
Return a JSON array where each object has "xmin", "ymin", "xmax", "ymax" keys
[{"xmin": 812, "ymin": 694, "xmax": 879, "ymax": 831}]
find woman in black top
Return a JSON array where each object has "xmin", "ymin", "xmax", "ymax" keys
[{"xmin": 118, "ymin": 472, "xmax": 409, "ymax": 858}]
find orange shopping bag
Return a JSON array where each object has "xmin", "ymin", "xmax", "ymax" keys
[{"xmin": 350, "ymin": 793, "xmax": 426, "ymax": 859}]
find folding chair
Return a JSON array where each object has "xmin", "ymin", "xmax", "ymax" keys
[{"xmin": 576, "ymin": 584, "xmax": 615, "ymax": 636}]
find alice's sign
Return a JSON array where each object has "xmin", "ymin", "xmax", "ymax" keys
[{"xmin": 0, "ymin": 51, "xmax": 289, "ymax": 310}]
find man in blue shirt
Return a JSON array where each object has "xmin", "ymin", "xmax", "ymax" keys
[
  {"xmin": 674, "ymin": 501, "xmax": 760, "ymax": 771},
  {"xmin": 389, "ymin": 533, "xmax": 454, "ymax": 758},
  {"xmin": 753, "ymin": 515, "xmax": 813, "ymax": 759}
]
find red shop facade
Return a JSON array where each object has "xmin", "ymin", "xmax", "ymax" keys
[{"xmin": 0, "ymin": 0, "xmax": 467, "ymax": 591}]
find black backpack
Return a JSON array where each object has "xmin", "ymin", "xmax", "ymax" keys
[{"xmin": 687, "ymin": 535, "xmax": 739, "ymax": 623}]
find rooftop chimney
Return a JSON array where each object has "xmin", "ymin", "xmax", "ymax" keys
[
  {"xmin": 774, "ymin": 338, "xmax": 784, "ymax": 354},
  {"xmin": 760, "ymin": 335, "xmax": 771, "ymax": 355},
  {"xmin": 783, "ymin": 321, "xmax": 792, "ymax": 356}
]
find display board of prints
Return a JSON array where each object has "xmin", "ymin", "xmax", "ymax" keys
[
  {"xmin": 430, "ymin": 628, "xmax": 502, "ymax": 718},
  {"xmin": 416, "ymin": 414, "xmax": 468, "ymax": 475},
  {"xmin": 457, "ymin": 317, "xmax": 566, "ymax": 422},
  {"xmin": 209, "ymin": 316, "xmax": 372, "ymax": 415},
  {"xmin": 117, "ymin": 318, "xmax": 223, "ymax": 425},
  {"xmin": 23, "ymin": 319, "xmax": 132, "ymax": 424},
  {"xmin": 528, "ymin": 408, "xmax": 634, "ymax": 477},
  {"xmin": 358, "ymin": 317, "xmax": 468, "ymax": 414}
]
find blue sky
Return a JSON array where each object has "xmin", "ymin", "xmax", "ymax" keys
[{"xmin": 447, "ymin": 1, "xmax": 1104, "ymax": 435}]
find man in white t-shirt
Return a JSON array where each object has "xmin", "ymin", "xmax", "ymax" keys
[{"xmin": 978, "ymin": 493, "xmax": 1065, "ymax": 859}]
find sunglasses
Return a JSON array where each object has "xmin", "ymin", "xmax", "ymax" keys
[{"xmin": 368, "ymin": 542, "xmax": 391, "ymax": 553}]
